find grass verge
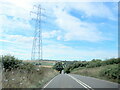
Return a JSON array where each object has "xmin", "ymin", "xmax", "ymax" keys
[
  {"xmin": 3, "ymin": 67, "xmax": 58, "ymax": 88},
  {"xmin": 71, "ymin": 64, "xmax": 119, "ymax": 83}
]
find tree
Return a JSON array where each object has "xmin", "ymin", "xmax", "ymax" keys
[
  {"xmin": 2, "ymin": 55, "xmax": 22, "ymax": 71},
  {"xmin": 53, "ymin": 62, "xmax": 63, "ymax": 73}
]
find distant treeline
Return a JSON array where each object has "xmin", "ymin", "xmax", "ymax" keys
[
  {"xmin": 63, "ymin": 58, "xmax": 120, "ymax": 83},
  {"xmin": 64, "ymin": 58, "xmax": 120, "ymax": 73}
]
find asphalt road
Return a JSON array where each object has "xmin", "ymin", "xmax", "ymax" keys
[{"xmin": 43, "ymin": 73, "xmax": 119, "ymax": 90}]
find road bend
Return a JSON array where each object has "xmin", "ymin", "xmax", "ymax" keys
[{"xmin": 43, "ymin": 74, "xmax": 119, "ymax": 90}]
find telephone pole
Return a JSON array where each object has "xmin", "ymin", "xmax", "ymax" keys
[{"xmin": 31, "ymin": 5, "xmax": 45, "ymax": 60}]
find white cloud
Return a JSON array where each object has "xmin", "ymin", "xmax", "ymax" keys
[
  {"xmin": 0, "ymin": 34, "xmax": 33, "ymax": 52},
  {"xmin": 0, "ymin": 1, "xmax": 116, "ymax": 43},
  {"xmin": 0, "ymin": 0, "xmax": 33, "ymax": 20},
  {"xmin": 52, "ymin": 2, "xmax": 117, "ymax": 42},
  {"xmin": 0, "ymin": 39, "xmax": 12, "ymax": 43},
  {"xmin": 0, "ymin": 1, "xmax": 117, "ymax": 60},
  {"xmin": 42, "ymin": 30, "xmax": 61, "ymax": 39},
  {"xmin": 0, "ymin": 34, "xmax": 33, "ymax": 59},
  {"xmin": 1, "ymin": 39, "xmax": 118, "ymax": 60},
  {"xmin": 69, "ymin": 2, "xmax": 116, "ymax": 20},
  {"xmin": 2, "ymin": 34, "xmax": 33, "ymax": 44},
  {"xmin": 0, "ymin": 15, "xmax": 33, "ymax": 33},
  {"xmin": 0, "ymin": 0, "xmax": 34, "ymax": 36},
  {"xmin": 57, "ymin": 36, "xmax": 62, "ymax": 40},
  {"xmin": 54, "ymin": 9, "xmax": 107, "ymax": 42},
  {"xmin": 43, "ymin": 44, "xmax": 118, "ymax": 60},
  {"xmin": 0, "ymin": 49, "xmax": 31, "ymax": 60}
]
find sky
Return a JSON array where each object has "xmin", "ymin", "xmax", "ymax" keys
[{"xmin": 0, "ymin": 0, "xmax": 119, "ymax": 61}]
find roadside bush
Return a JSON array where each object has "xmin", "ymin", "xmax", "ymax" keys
[
  {"xmin": 35, "ymin": 62, "xmax": 41, "ymax": 65},
  {"xmin": 86, "ymin": 59, "xmax": 102, "ymax": 68},
  {"xmin": 53, "ymin": 62, "xmax": 63, "ymax": 73},
  {"xmin": 2, "ymin": 55, "xmax": 22, "ymax": 71},
  {"xmin": 64, "ymin": 61, "xmax": 89, "ymax": 73},
  {"xmin": 64, "ymin": 66, "xmax": 71, "ymax": 73},
  {"xmin": 0, "ymin": 56, "xmax": 2, "ymax": 62},
  {"xmin": 19, "ymin": 62, "xmax": 35, "ymax": 71},
  {"xmin": 100, "ymin": 64, "xmax": 120, "ymax": 83},
  {"xmin": 65, "ymin": 69, "xmax": 70, "ymax": 73},
  {"xmin": 2, "ymin": 55, "xmax": 36, "ymax": 72},
  {"xmin": 102, "ymin": 58, "xmax": 120, "ymax": 66}
]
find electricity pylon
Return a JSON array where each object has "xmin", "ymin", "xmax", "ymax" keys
[{"xmin": 30, "ymin": 5, "xmax": 45, "ymax": 60}]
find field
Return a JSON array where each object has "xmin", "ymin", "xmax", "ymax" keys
[{"xmin": 23, "ymin": 60, "xmax": 57, "ymax": 68}]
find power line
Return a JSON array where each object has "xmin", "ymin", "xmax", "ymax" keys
[{"xmin": 30, "ymin": 4, "xmax": 45, "ymax": 61}]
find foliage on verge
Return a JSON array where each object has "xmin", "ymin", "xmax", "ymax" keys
[
  {"xmin": 63, "ymin": 58, "xmax": 120, "ymax": 83},
  {"xmin": 100, "ymin": 64, "xmax": 120, "ymax": 83},
  {"xmin": 53, "ymin": 62, "xmax": 63, "ymax": 73},
  {"xmin": 1, "ymin": 55, "xmax": 58, "ymax": 88},
  {"xmin": 64, "ymin": 58, "xmax": 120, "ymax": 73}
]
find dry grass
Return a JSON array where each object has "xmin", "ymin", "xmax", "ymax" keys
[
  {"xmin": 23, "ymin": 60, "xmax": 57, "ymax": 67},
  {"xmin": 71, "ymin": 67, "xmax": 102, "ymax": 78},
  {"xmin": 40, "ymin": 65, "xmax": 53, "ymax": 68},
  {"xmin": 2, "ymin": 67, "xmax": 58, "ymax": 88}
]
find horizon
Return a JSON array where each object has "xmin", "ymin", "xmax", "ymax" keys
[{"xmin": 0, "ymin": 0, "xmax": 118, "ymax": 61}]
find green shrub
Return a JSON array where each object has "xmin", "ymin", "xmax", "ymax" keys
[
  {"xmin": 19, "ymin": 62, "xmax": 35, "ymax": 71},
  {"xmin": 102, "ymin": 58, "xmax": 120, "ymax": 66},
  {"xmin": 53, "ymin": 62, "xmax": 63, "ymax": 73},
  {"xmin": 2, "ymin": 55, "xmax": 22, "ymax": 71},
  {"xmin": 100, "ymin": 64, "xmax": 120, "ymax": 82},
  {"xmin": 65, "ymin": 69, "xmax": 70, "ymax": 73},
  {"xmin": 0, "ymin": 56, "xmax": 2, "ymax": 62},
  {"xmin": 1, "ymin": 55, "xmax": 36, "ymax": 72},
  {"xmin": 86, "ymin": 59, "xmax": 102, "ymax": 68},
  {"xmin": 64, "ymin": 66, "xmax": 71, "ymax": 73}
]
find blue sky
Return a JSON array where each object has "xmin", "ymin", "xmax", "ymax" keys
[{"xmin": 0, "ymin": 0, "xmax": 118, "ymax": 61}]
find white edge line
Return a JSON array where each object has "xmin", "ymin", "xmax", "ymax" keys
[
  {"xmin": 43, "ymin": 75, "xmax": 57, "ymax": 88},
  {"xmin": 67, "ymin": 74, "xmax": 94, "ymax": 90}
]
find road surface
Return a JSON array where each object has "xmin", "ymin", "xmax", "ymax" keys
[{"xmin": 43, "ymin": 73, "xmax": 119, "ymax": 90}]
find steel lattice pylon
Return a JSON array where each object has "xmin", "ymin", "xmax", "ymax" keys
[{"xmin": 31, "ymin": 5, "xmax": 44, "ymax": 60}]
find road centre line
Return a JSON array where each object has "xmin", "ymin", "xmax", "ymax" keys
[{"xmin": 67, "ymin": 74, "xmax": 94, "ymax": 90}]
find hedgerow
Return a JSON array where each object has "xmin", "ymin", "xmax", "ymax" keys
[
  {"xmin": 100, "ymin": 64, "xmax": 120, "ymax": 83},
  {"xmin": 1, "ymin": 55, "xmax": 35, "ymax": 71},
  {"xmin": 64, "ymin": 58, "xmax": 120, "ymax": 73}
]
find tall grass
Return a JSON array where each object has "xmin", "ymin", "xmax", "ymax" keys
[
  {"xmin": 1, "ymin": 55, "xmax": 58, "ymax": 88},
  {"xmin": 3, "ymin": 67, "xmax": 58, "ymax": 88}
]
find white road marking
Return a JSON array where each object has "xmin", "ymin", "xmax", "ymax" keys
[
  {"xmin": 67, "ymin": 74, "xmax": 94, "ymax": 90},
  {"xmin": 43, "ymin": 75, "xmax": 57, "ymax": 88}
]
